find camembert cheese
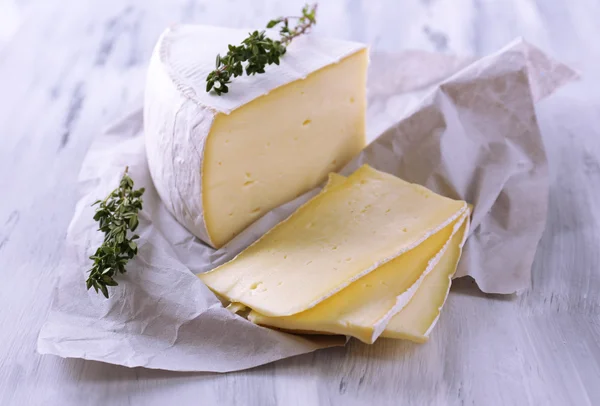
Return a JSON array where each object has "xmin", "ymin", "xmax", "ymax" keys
[{"xmin": 145, "ymin": 25, "xmax": 368, "ymax": 248}]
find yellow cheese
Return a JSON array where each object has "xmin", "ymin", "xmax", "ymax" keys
[
  {"xmin": 146, "ymin": 26, "xmax": 368, "ymax": 249},
  {"xmin": 202, "ymin": 50, "xmax": 368, "ymax": 247},
  {"xmin": 223, "ymin": 173, "xmax": 343, "ymax": 317},
  {"xmin": 322, "ymin": 172, "xmax": 346, "ymax": 191},
  {"xmin": 248, "ymin": 213, "xmax": 468, "ymax": 343},
  {"xmin": 198, "ymin": 165, "xmax": 467, "ymax": 317},
  {"xmin": 225, "ymin": 302, "xmax": 248, "ymax": 314},
  {"xmin": 382, "ymin": 211, "xmax": 470, "ymax": 342}
]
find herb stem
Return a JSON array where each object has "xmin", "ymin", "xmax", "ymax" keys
[
  {"xmin": 206, "ymin": 3, "xmax": 318, "ymax": 95},
  {"xmin": 86, "ymin": 167, "xmax": 145, "ymax": 298}
]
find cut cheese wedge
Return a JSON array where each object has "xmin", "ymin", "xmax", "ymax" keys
[
  {"xmin": 382, "ymin": 211, "xmax": 470, "ymax": 342},
  {"xmin": 248, "ymin": 212, "xmax": 469, "ymax": 343},
  {"xmin": 198, "ymin": 165, "xmax": 467, "ymax": 317},
  {"xmin": 145, "ymin": 25, "xmax": 368, "ymax": 248}
]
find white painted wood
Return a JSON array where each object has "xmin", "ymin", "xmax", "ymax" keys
[{"xmin": 0, "ymin": 0, "xmax": 599, "ymax": 404}]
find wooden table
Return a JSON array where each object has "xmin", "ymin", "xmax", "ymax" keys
[{"xmin": 1, "ymin": 0, "xmax": 599, "ymax": 404}]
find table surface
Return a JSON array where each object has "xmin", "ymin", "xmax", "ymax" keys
[{"xmin": 1, "ymin": 0, "xmax": 599, "ymax": 405}]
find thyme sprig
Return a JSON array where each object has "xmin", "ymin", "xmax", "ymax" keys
[
  {"xmin": 206, "ymin": 4, "xmax": 318, "ymax": 95},
  {"xmin": 86, "ymin": 168, "xmax": 145, "ymax": 298}
]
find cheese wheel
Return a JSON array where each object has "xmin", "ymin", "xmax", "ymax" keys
[{"xmin": 144, "ymin": 25, "xmax": 368, "ymax": 248}]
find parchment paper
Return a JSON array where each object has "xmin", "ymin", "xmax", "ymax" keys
[{"xmin": 37, "ymin": 39, "xmax": 576, "ymax": 372}]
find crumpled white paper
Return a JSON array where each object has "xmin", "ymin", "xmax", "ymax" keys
[
  {"xmin": 354, "ymin": 39, "xmax": 578, "ymax": 293},
  {"xmin": 38, "ymin": 39, "xmax": 576, "ymax": 372}
]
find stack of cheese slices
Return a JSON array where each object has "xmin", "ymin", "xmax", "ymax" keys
[
  {"xmin": 145, "ymin": 25, "xmax": 470, "ymax": 344},
  {"xmin": 200, "ymin": 167, "xmax": 470, "ymax": 343}
]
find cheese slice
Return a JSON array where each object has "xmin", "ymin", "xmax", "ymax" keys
[
  {"xmin": 322, "ymin": 172, "xmax": 346, "ymax": 191},
  {"xmin": 248, "ymin": 212, "xmax": 469, "ymax": 343},
  {"xmin": 144, "ymin": 25, "xmax": 368, "ymax": 248},
  {"xmin": 382, "ymin": 210, "xmax": 470, "ymax": 342},
  {"xmin": 225, "ymin": 302, "xmax": 248, "ymax": 314},
  {"xmin": 223, "ymin": 173, "xmax": 345, "ymax": 316},
  {"xmin": 198, "ymin": 165, "xmax": 467, "ymax": 317}
]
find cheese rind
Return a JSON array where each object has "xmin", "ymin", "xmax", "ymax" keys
[
  {"xmin": 198, "ymin": 165, "xmax": 467, "ymax": 317},
  {"xmin": 382, "ymin": 210, "xmax": 470, "ymax": 342},
  {"xmin": 248, "ymin": 212, "xmax": 468, "ymax": 343},
  {"xmin": 145, "ymin": 25, "xmax": 368, "ymax": 248}
]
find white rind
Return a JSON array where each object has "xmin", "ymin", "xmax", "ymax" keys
[
  {"xmin": 160, "ymin": 25, "xmax": 367, "ymax": 114},
  {"xmin": 144, "ymin": 25, "xmax": 367, "ymax": 247},
  {"xmin": 423, "ymin": 209, "xmax": 471, "ymax": 338},
  {"xmin": 371, "ymin": 210, "xmax": 470, "ymax": 343},
  {"xmin": 144, "ymin": 29, "xmax": 214, "ymax": 245}
]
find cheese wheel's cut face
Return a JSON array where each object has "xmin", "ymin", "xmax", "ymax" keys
[{"xmin": 202, "ymin": 50, "xmax": 368, "ymax": 247}]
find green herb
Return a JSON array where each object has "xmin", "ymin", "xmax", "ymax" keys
[
  {"xmin": 86, "ymin": 167, "xmax": 145, "ymax": 298},
  {"xmin": 206, "ymin": 3, "xmax": 318, "ymax": 95}
]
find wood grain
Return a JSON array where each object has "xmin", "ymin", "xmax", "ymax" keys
[{"xmin": 0, "ymin": 0, "xmax": 599, "ymax": 405}]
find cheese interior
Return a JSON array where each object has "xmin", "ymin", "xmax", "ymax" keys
[
  {"xmin": 198, "ymin": 165, "xmax": 467, "ymax": 317},
  {"xmin": 322, "ymin": 172, "xmax": 346, "ymax": 191},
  {"xmin": 382, "ymin": 213, "xmax": 469, "ymax": 342},
  {"xmin": 202, "ymin": 49, "xmax": 368, "ymax": 248},
  {"xmin": 248, "ymin": 213, "xmax": 466, "ymax": 343}
]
